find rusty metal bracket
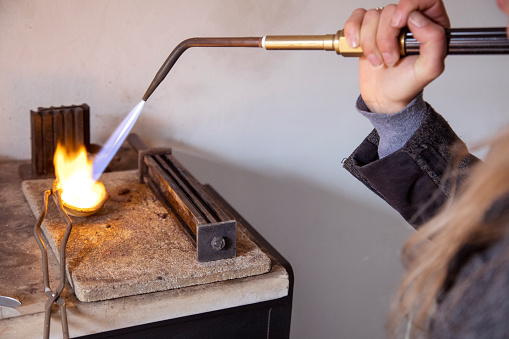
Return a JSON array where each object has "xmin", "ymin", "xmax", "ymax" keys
[
  {"xmin": 127, "ymin": 134, "xmax": 236, "ymax": 262},
  {"xmin": 20, "ymin": 104, "xmax": 91, "ymax": 180}
]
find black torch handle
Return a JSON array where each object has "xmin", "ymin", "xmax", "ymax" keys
[{"xmin": 403, "ymin": 27, "xmax": 509, "ymax": 55}]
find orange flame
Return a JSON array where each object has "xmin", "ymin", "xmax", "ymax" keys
[{"xmin": 54, "ymin": 143, "xmax": 106, "ymax": 209}]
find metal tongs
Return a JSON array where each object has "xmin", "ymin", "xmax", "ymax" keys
[{"xmin": 34, "ymin": 189, "xmax": 73, "ymax": 339}]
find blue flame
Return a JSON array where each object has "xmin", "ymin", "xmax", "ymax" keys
[{"xmin": 91, "ymin": 100, "xmax": 145, "ymax": 181}]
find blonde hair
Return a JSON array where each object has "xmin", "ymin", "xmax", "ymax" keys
[{"xmin": 389, "ymin": 128, "xmax": 509, "ymax": 337}]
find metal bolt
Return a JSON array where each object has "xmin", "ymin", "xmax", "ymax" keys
[{"xmin": 211, "ymin": 236, "xmax": 226, "ymax": 251}]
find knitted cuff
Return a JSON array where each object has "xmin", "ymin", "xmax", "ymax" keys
[{"xmin": 356, "ymin": 92, "xmax": 427, "ymax": 158}]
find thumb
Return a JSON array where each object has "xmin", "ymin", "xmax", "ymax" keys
[{"xmin": 408, "ymin": 11, "xmax": 447, "ymax": 83}]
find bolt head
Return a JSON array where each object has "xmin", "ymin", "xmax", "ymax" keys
[{"xmin": 211, "ymin": 236, "xmax": 226, "ymax": 251}]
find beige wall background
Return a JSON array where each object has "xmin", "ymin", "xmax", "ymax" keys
[{"xmin": 1, "ymin": 0, "xmax": 508, "ymax": 337}]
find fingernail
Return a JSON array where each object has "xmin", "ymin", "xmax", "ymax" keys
[
  {"xmin": 382, "ymin": 53, "xmax": 395, "ymax": 66},
  {"xmin": 348, "ymin": 35, "xmax": 359, "ymax": 48},
  {"xmin": 409, "ymin": 11, "xmax": 430, "ymax": 28},
  {"xmin": 367, "ymin": 53, "xmax": 382, "ymax": 67},
  {"xmin": 391, "ymin": 10, "xmax": 404, "ymax": 27}
]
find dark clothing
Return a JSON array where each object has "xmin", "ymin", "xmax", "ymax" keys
[
  {"xmin": 343, "ymin": 98, "xmax": 509, "ymax": 338},
  {"xmin": 343, "ymin": 98, "xmax": 478, "ymax": 227},
  {"xmin": 431, "ymin": 234, "xmax": 509, "ymax": 338}
]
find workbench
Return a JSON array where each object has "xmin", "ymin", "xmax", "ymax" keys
[{"xmin": 0, "ymin": 160, "xmax": 293, "ymax": 338}]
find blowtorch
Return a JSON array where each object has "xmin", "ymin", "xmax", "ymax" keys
[
  {"xmin": 91, "ymin": 27, "xmax": 509, "ymax": 180},
  {"xmin": 142, "ymin": 27, "xmax": 509, "ymax": 101}
]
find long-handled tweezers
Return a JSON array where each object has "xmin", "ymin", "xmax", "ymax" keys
[{"xmin": 34, "ymin": 189, "xmax": 73, "ymax": 339}]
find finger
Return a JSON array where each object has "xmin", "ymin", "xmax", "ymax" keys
[
  {"xmin": 360, "ymin": 9, "xmax": 383, "ymax": 67},
  {"xmin": 376, "ymin": 5, "xmax": 402, "ymax": 66},
  {"xmin": 408, "ymin": 11, "xmax": 447, "ymax": 85},
  {"xmin": 344, "ymin": 8, "xmax": 367, "ymax": 48},
  {"xmin": 392, "ymin": 0, "xmax": 450, "ymax": 28},
  {"xmin": 497, "ymin": 0, "xmax": 509, "ymax": 31}
]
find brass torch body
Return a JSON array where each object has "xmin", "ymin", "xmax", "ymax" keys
[
  {"xmin": 262, "ymin": 30, "xmax": 365, "ymax": 57},
  {"xmin": 262, "ymin": 27, "xmax": 509, "ymax": 56}
]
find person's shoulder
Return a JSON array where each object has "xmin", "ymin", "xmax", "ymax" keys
[{"xmin": 434, "ymin": 232, "xmax": 509, "ymax": 337}]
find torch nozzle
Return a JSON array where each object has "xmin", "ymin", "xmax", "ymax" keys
[{"xmin": 142, "ymin": 37, "xmax": 263, "ymax": 101}]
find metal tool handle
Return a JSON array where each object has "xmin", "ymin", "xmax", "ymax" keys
[
  {"xmin": 263, "ymin": 27, "xmax": 509, "ymax": 56},
  {"xmin": 403, "ymin": 27, "xmax": 509, "ymax": 55},
  {"xmin": 34, "ymin": 189, "xmax": 71, "ymax": 339}
]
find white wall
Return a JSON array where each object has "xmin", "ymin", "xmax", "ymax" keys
[{"xmin": 1, "ymin": 0, "xmax": 508, "ymax": 337}]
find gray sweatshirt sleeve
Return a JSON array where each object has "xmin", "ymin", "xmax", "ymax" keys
[{"xmin": 356, "ymin": 92, "xmax": 427, "ymax": 158}]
